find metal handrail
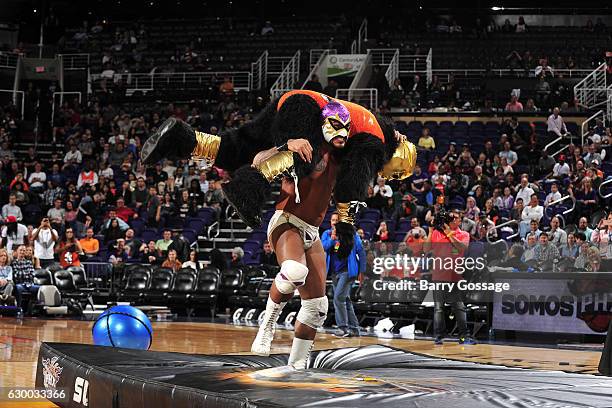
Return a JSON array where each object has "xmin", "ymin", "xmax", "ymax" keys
[
  {"xmin": 51, "ymin": 91, "xmax": 82, "ymax": 127},
  {"xmin": 335, "ymin": 88, "xmax": 378, "ymax": 111},
  {"xmin": 544, "ymin": 136, "xmax": 563, "ymax": 153},
  {"xmin": 207, "ymin": 221, "xmax": 220, "ymax": 242},
  {"xmin": 302, "ymin": 49, "xmax": 331, "ymax": 89},
  {"xmin": 426, "ymin": 48, "xmax": 433, "ymax": 85},
  {"xmin": 58, "ymin": 53, "xmax": 90, "ymax": 69},
  {"xmin": 270, "ymin": 50, "xmax": 301, "ymax": 99},
  {"xmin": 384, "ymin": 49, "xmax": 399, "ymax": 88},
  {"xmin": 486, "ymin": 219, "xmax": 517, "ymax": 244},
  {"xmin": 551, "ymin": 144, "xmax": 570, "ymax": 158},
  {"xmin": 0, "ymin": 90, "xmax": 24, "ymax": 118},
  {"xmin": 90, "ymin": 70, "xmax": 253, "ymax": 93},
  {"xmin": 581, "ymin": 109, "xmax": 605, "ymax": 146},
  {"xmin": 599, "ymin": 177, "xmax": 612, "ymax": 199},
  {"xmin": 399, "ymin": 66, "xmax": 593, "ymax": 78},
  {"xmin": 225, "ymin": 205, "xmax": 236, "ymax": 240},
  {"xmin": 0, "ymin": 52, "xmax": 20, "ymax": 68},
  {"xmin": 486, "ymin": 218, "xmax": 518, "ymax": 254},
  {"xmin": 250, "ymin": 50, "xmax": 268, "ymax": 91},
  {"xmin": 267, "ymin": 56, "xmax": 293, "ymax": 75},
  {"xmin": 574, "ymin": 62, "xmax": 607, "ymax": 109},
  {"xmin": 309, "ymin": 49, "xmax": 336, "ymax": 70},
  {"xmin": 544, "ymin": 195, "xmax": 576, "ymax": 219},
  {"xmin": 608, "ymin": 85, "xmax": 612, "ymax": 123},
  {"xmin": 357, "ymin": 19, "xmax": 368, "ymax": 53}
]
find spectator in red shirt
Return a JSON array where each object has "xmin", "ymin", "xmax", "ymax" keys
[
  {"xmin": 9, "ymin": 172, "xmax": 29, "ymax": 192},
  {"xmin": 423, "ymin": 210, "xmax": 475, "ymax": 345},
  {"xmin": 114, "ymin": 197, "xmax": 137, "ymax": 223}
]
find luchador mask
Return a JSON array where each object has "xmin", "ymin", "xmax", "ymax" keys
[{"xmin": 321, "ymin": 101, "xmax": 351, "ymax": 143}]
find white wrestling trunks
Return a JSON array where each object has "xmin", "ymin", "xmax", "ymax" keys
[{"xmin": 267, "ymin": 210, "xmax": 320, "ymax": 250}]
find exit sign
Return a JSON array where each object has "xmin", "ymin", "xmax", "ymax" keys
[{"xmin": 35, "ymin": 66, "xmax": 45, "ymax": 73}]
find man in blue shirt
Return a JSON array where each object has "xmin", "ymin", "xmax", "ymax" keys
[{"xmin": 321, "ymin": 212, "xmax": 366, "ymax": 337}]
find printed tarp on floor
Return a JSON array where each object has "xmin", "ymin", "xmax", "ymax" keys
[{"xmin": 36, "ymin": 342, "xmax": 612, "ymax": 408}]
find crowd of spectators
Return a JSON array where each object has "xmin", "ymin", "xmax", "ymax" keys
[
  {"xmin": 359, "ymin": 109, "xmax": 612, "ymax": 273},
  {"xmin": 0, "ymin": 85, "xmax": 270, "ymax": 295}
]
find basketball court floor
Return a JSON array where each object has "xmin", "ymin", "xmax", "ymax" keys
[{"xmin": 0, "ymin": 317, "xmax": 605, "ymax": 407}]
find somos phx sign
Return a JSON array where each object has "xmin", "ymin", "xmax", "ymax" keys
[{"xmin": 493, "ymin": 278, "xmax": 612, "ymax": 335}]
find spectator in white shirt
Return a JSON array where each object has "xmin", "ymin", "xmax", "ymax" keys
[
  {"xmin": 32, "ymin": 217, "xmax": 58, "ymax": 268},
  {"xmin": 64, "ymin": 144, "xmax": 83, "ymax": 166},
  {"xmin": 27, "ymin": 162, "xmax": 46, "ymax": 193},
  {"xmin": 548, "ymin": 216, "xmax": 567, "ymax": 246},
  {"xmin": 551, "ymin": 155, "xmax": 570, "ymax": 178},
  {"xmin": 584, "ymin": 143, "xmax": 605, "ymax": 166},
  {"xmin": 535, "ymin": 59, "xmax": 554, "ymax": 78},
  {"xmin": 547, "ymin": 107, "xmax": 568, "ymax": 140},
  {"xmin": 498, "ymin": 141, "xmax": 518, "ymax": 166},
  {"xmin": 515, "ymin": 177, "xmax": 535, "ymax": 205},
  {"xmin": 373, "ymin": 177, "xmax": 393, "ymax": 198},
  {"xmin": 1, "ymin": 216, "xmax": 28, "ymax": 253},
  {"xmin": 199, "ymin": 172, "xmax": 209, "ymax": 194},
  {"xmin": 520, "ymin": 194, "xmax": 543, "ymax": 237},
  {"xmin": 2, "ymin": 194, "xmax": 23, "ymax": 222},
  {"xmin": 99, "ymin": 161, "xmax": 114, "ymax": 179},
  {"xmin": 77, "ymin": 166, "xmax": 99, "ymax": 189},
  {"xmin": 544, "ymin": 183, "xmax": 562, "ymax": 207}
]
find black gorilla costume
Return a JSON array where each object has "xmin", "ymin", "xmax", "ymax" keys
[{"xmin": 142, "ymin": 90, "xmax": 415, "ymax": 257}]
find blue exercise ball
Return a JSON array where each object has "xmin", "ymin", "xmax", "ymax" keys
[{"xmin": 92, "ymin": 305, "xmax": 153, "ymax": 350}]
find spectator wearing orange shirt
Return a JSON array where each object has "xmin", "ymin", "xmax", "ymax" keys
[
  {"xmin": 79, "ymin": 227, "xmax": 100, "ymax": 258},
  {"xmin": 161, "ymin": 249, "xmax": 182, "ymax": 271}
]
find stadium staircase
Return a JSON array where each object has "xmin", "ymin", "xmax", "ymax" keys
[
  {"xmin": 197, "ymin": 185, "xmax": 281, "ymax": 264},
  {"xmin": 574, "ymin": 62, "xmax": 612, "ymax": 145}
]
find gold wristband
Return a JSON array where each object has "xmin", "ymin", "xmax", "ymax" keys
[
  {"xmin": 379, "ymin": 139, "xmax": 418, "ymax": 180},
  {"xmin": 336, "ymin": 202, "xmax": 355, "ymax": 225},
  {"xmin": 253, "ymin": 150, "xmax": 294, "ymax": 182},
  {"xmin": 192, "ymin": 131, "xmax": 221, "ymax": 165}
]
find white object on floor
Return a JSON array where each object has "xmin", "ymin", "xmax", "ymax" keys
[{"xmin": 399, "ymin": 324, "xmax": 415, "ymax": 339}]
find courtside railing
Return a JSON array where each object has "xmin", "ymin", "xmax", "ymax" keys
[{"xmin": 90, "ymin": 71, "xmax": 252, "ymax": 95}]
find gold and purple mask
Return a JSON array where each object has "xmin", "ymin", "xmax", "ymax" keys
[{"xmin": 321, "ymin": 101, "xmax": 351, "ymax": 143}]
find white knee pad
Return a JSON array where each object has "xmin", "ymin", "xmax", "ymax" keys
[
  {"xmin": 297, "ymin": 297, "xmax": 328, "ymax": 329},
  {"xmin": 275, "ymin": 260, "xmax": 309, "ymax": 294}
]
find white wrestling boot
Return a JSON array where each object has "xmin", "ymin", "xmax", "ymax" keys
[
  {"xmin": 251, "ymin": 297, "xmax": 287, "ymax": 356},
  {"xmin": 287, "ymin": 337, "xmax": 314, "ymax": 370}
]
